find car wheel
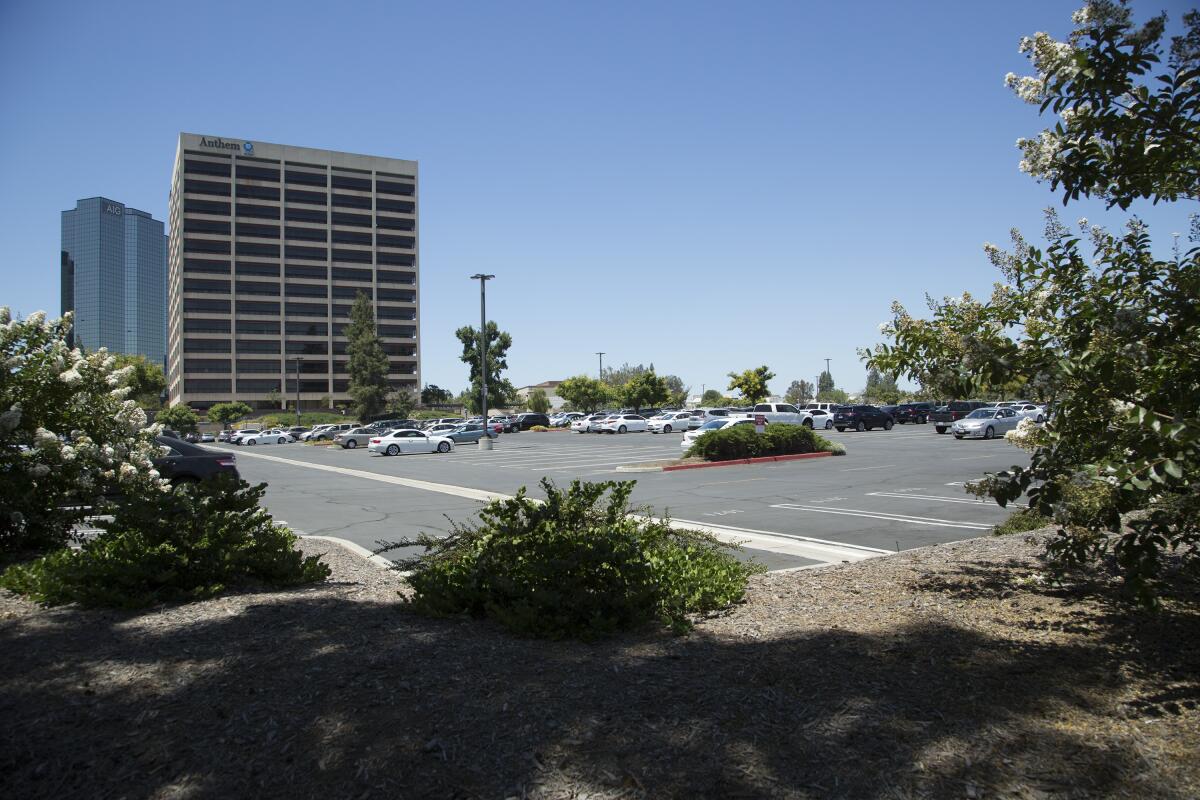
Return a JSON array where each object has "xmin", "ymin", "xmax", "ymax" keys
[
  {"xmin": 663, "ymin": 425, "xmax": 672, "ymax": 434},
  {"xmin": 1036, "ymin": 415, "xmax": 1044, "ymax": 423},
  {"xmin": 919, "ymin": 416, "xmax": 927, "ymax": 424},
  {"xmin": 437, "ymin": 441, "xmax": 451, "ymax": 453},
  {"xmin": 347, "ymin": 439, "xmax": 357, "ymax": 449},
  {"xmin": 884, "ymin": 419, "xmax": 893, "ymax": 430},
  {"xmin": 954, "ymin": 434, "xmax": 963, "ymax": 439},
  {"xmin": 855, "ymin": 421, "xmax": 865, "ymax": 432},
  {"xmin": 249, "ymin": 439, "xmax": 258, "ymax": 445},
  {"xmin": 836, "ymin": 427, "xmax": 845, "ymax": 432},
  {"xmin": 936, "ymin": 427, "xmax": 947, "ymax": 434},
  {"xmin": 278, "ymin": 437, "xmax": 286, "ymax": 444},
  {"xmin": 802, "ymin": 419, "xmax": 813, "ymax": 429},
  {"xmin": 825, "ymin": 420, "xmax": 833, "ymax": 429},
  {"xmin": 984, "ymin": 426, "xmax": 994, "ymax": 440},
  {"xmin": 385, "ymin": 444, "xmax": 399, "ymax": 456},
  {"xmin": 618, "ymin": 425, "xmax": 627, "ymax": 434}
]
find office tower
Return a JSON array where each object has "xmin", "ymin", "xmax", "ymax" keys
[
  {"xmin": 166, "ymin": 133, "xmax": 420, "ymax": 410},
  {"xmin": 61, "ymin": 197, "xmax": 167, "ymax": 364}
]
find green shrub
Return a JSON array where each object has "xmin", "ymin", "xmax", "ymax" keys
[
  {"xmin": 380, "ymin": 479, "xmax": 762, "ymax": 639},
  {"xmin": 685, "ymin": 423, "xmax": 839, "ymax": 461},
  {"xmin": 993, "ymin": 507, "xmax": 1052, "ymax": 536},
  {"xmin": 0, "ymin": 475, "xmax": 330, "ymax": 608}
]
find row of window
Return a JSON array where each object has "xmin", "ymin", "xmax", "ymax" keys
[
  {"xmin": 184, "ymin": 224, "xmax": 415, "ymax": 246},
  {"xmin": 184, "ymin": 378, "xmax": 417, "ymax": 395},
  {"xmin": 182, "ymin": 259, "xmax": 417, "ymax": 284},
  {"xmin": 184, "ymin": 200, "xmax": 415, "ymax": 229},
  {"xmin": 182, "ymin": 326, "xmax": 415, "ymax": 352},
  {"xmin": 185, "ymin": 280, "xmax": 413, "ymax": 302},
  {"xmin": 184, "ymin": 161, "xmax": 415, "ymax": 195},
  {"xmin": 182, "ymin": 358, "xmax": 417, "ymax": 375},
  {"xmin": 183, "ymin": 239, "xmax": 415, "ymax": 261}
]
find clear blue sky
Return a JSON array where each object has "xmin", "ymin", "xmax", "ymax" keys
[{"xmin": 1, "ymin": 0, "xmax": 1192, "ymax": 398}]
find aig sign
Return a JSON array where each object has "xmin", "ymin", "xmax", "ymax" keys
[{"xmin": 103, "ymin": 203, "xmax": 122, "ymax": 216}]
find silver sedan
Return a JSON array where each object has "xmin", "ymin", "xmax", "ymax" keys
[{"xmin": 951, "ymin": 407, "xmax": 1021, "ymax": 440}]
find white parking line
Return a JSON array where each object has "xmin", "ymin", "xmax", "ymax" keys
[
  {"xmin": 867, "ymin": 491, "xmax": 1027, "ymax": 509},
  {"xmin": 840, "ymin": 464, "xmax": 897, "ymax": 472},
  {"xmin": 770, "ymin": 503, "xmax": 993, "ymax": 531}
]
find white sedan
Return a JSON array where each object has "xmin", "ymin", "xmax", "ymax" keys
[
  {"xmin": 368, "ymin": 428, "xmax": 455, "ymax": 456},
  {"xmin": 680, "ymin": 418, "xmax": 756, "ymax": 450},
  {"xmin": 648, "ymin": 411, "xmax": 694, "ymax": 434},
  {"xmin": 804, "ymin": 409, "xmax": 836, "ymax": 430},
  {"xmin": 1012, "ymin": 403, "xmax": 1047, "ymax": 423},
  {"xmin": 597, "ymin": 414, "xmax": 648, "ymax": 434},
  {"xmin": 240, "ymin": 429, "xmax": 295, "ymax": 445}
]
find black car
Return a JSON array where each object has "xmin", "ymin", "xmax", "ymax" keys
[
  {"xmin": 154, "ymin": 435, "xmax": 239, "ymax": 483},
  {"xmin": 513, "ymin": 413, "xmax": 551, "ymax": 431},
  {"xmin": 833, "ymin": 404, "xmax": 894, "ymax": 432},
  {"xmin": 893, "ymin": 402, "xmax": 935, "ymax": 424}
]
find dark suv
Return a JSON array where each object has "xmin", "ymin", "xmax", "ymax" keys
[
  {"xmin": 833, "ymin": 405, "xmax": 895, "ymax": 432},
  {"xmin": 513, "ymin": 413, "xmax": 551, "ymax": 431},
  {"xmin": 893, "ymin": 402, "xmax": 935, "ymax": 424}
]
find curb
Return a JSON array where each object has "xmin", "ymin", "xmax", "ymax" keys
[
  {"xmin": 287, "ymin": 528, "xmax": 399, "ymax": 571},
  {"xmin": 662, "ymin": 451, "xmax": 834, "ymax": 472}
]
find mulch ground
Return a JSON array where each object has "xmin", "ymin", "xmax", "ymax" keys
[{"xmin": 1, "ymin": 530, "xmax": 1197, "ymax": 799}]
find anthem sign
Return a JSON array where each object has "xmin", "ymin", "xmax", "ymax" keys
[{"xmin": 197, "ymin": 136, "xmax": 254, "ymax": 155}]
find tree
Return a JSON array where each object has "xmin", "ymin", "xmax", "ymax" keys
[
  {"xmin": 785, "ymin": 379, "xmax": 815, "ymax": 405},
  {"xmin": 421, "ymin": 384, "xmax": 452, "ymax": 405},
  {"xmin": 557, "ymin": 375, "xmax": 612, "ymax": 413},
  {"xmin": 207, "ymin": 401, "xmax": 253, "ymax": 430},
  {"xmin": 727, "ymin": 366, "xmax": 775, "ymax": 405},
  {"xmin": 662, "ymin": 374, "xmax": 690, "ymax": 408},
  {"xmin": 388, "ymin": 389, "xmax": 416, "ymax": 420},
  {"xmin": 346, "ymin": 292, "xmax": 391, "ymax": 421},
  {"xmin": 818, "ymin": 370, "xmax": 834, "ymax": 394},
  {"xmin": 601, "ymin": 362, "xmax": 651, "ymax": 388},
  {"xmin": 1006, "ymin": 2, "xmax": 1200, "ymax": 209},
  {"xmin": 620, "ymin": 370, "xmax": 671, "ymax": 412},
  {"xmin": 456, "ymin": 321, "xmax": 514, "ymax": 412},
  {"xmin": 526, "ymin": 389, "xmax": 550, "ymax": 414},
  {"xmin": 700, "ymin": 389, "xmax": 727, "ymax": 406},
  {"xmin": 156, "ymin": 403, "xmax": 199, "ymax": 435},
  {"xmin": 112, "ymin": 354, "xmax": 166, "ymax": 409},
  {"xmin": 865, "ymin": 1, "xmax": 1200, "ymax": 605},
  {"xmin": 863, "ymin": 368, "xmax": 900, "ymax": 405},
  {"xmin": 816, "ymin": 387, "xmax": 849, "ymax": 405}
]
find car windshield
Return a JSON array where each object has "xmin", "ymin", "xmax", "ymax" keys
[
  {"xmin": 700, "ymin": 420, "xmax": 728, "ymax": 430},
  {"xmin": 965, "ymin": 409, "xmax": 997, "ymax": 419}
]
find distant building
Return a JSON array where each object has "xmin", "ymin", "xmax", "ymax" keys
[
  {"xmin": 515, "ymin": 380, "xmax": 565, "ymax": 410},
  {"xmin": 61, "ymin": 197, "xmax": 167, "ymax": 364}
]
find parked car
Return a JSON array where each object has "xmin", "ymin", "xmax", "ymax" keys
[
  {"xmin": 513, "ymin": 413, "xmax": 551, "ymax": 431},
  {"xmin": 806, "ymin": 408, "xmax": 836, "ymax": 429},
  {"xmin": 199, "ymin": 432, "xmax": 216, "ymax": 443},
  {"xmin": 833, "ymin": 405, "xmax": 894, "ymax": 432},
  {"xmin": 732, "ymin": 403, "xmax": 823, "ymax": 428},
  {"xmin": 229, "ymin": 428, "xmax": 262, "ymax": 445},
  {"xmin": 879, "ymin": 405, "xmax": 900, "ymax": 420},
  {"xmin": 931, "ymin": 401, "xmax": 990, "ymax": 434},
  {"xmin": 334, "ymin": 427, "xmax": 377, "ymax": 449},
  {"xmin": 572, "ymin": 414, "xmax": 606, "ymax": 433},
  {"xmin": 216, "ymin": 430, "xmax": 234, "ymax": 443},
  {"xmin": 648, "ymin": 411, "xmax": 694, "ymax": 433},
  {"xmin": 308, "ymin": 423, "xmax": 359, "ymax": 441},
  {"xmin": 1011, "ymin": 402, "xmax": 1047, "ymax": 423},
  {"xmin": 893, "ymin": 402, "xmax": 935, "ymax": 424},
  {"xmin": 587, "ymin": 414, "xmax": 621, "ymax": 432},
  {"xmin": 687, "ymin": 408, "xmax": 730, "ymax": 430},
  {"xmin": 299, "ymin": 425, "xmax": 334, "ymax": 441},
  {"xmin": 444, "ymin": 423, "xmax": 497, "ymax": 444},
  {"xmin": 286, "ymin": 426, "xmax": 309, "ymax": 439},
  {"xmin": 951, "ymin": 407, "xmax": 1021, "ymax": 439},
  {"xmin": 154, "ymin": 436, "xmax": 239, "ymax": 483},
  {"xmin": 239, "ymin": 429, "xmax": 294, "ymax": 445},
  {"xmin": 368, "ymin": 429, "xmax": 456, "ymax": 456},
  {"xmin": 803, "ymin": 402, "xmax": 840, "ymax": 414},
  {"xmin": 597, "ymin": 414, "xmax": 648, "ymax": 434},
  {"xmin": 680, "ymin": 417, "xmax": 757, "ymax": 450}
]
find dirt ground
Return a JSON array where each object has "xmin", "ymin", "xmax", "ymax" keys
[{"xmin": 2, "ymin": 530, "xmax": 1197, "ymax": 799}]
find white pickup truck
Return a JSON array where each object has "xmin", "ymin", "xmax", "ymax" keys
[{"xmin": 733, "ymin": 403, "xmax": 820, "ymax": 428}]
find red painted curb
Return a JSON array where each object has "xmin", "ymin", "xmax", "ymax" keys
[{"xmin": 662, "ymin": 451, "xmax": 833, "ymax": 472}]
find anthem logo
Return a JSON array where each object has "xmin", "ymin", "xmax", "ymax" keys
[
  {"xmin": 243, "ymin": 142, "xmax": 254, "ymax": 154},
  {"xmin": 198, "ymin": 136, "xmax": 242, "ymax": 152}
]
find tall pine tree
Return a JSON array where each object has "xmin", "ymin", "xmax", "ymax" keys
[{"xmin": 345, "ymin": 291, "xmax": 391, "ymax": 421}]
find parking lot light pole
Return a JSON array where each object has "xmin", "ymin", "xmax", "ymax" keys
[
  {"xmin": 471, "ymin": 274, "xmax": 495, "ymax": 451},
  {"xmin": 596, "ymin": 352, "xmax": 605, "ymax": 380},
  {"xmin": 293, "ymin": 357, "xmax": 302, "ymax": 427}
]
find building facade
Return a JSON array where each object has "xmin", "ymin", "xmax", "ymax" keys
[
  {"xmin": 61, "ymin": 197, "xmax": 167, "ymax": 364},
  {"xmin": 166, "ymin": 133, "xmax": 420, "ymax": 410}
]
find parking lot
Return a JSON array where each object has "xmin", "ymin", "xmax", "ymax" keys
[{"xmin": 218, "ymin": 425, "xmax": 1032, "ymax": 572}]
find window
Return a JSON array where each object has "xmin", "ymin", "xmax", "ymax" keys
[
  {"xmin": 285, "ymin": 189, "xmax": 327, "ymax": 205},
  {"xmin": 286, "ymin": 321, "xmax": 327, "ymax": 336},
  {"xmin": 332, "ymin": 267, "xmax": 371, "ymax": 282},
  {"xmin": 184, "ymin": 198, "xmax": 231, "ymax": 216},
  {"xmin": 285, "ymin": 207, "xmax": 327, "ymax": 224},
  {"xmin": 237, "ymin": 222, "xmax": 279, "ymax": 239},
  {"xmin": 332, "ymin": 304, "xmax": 352, "ymax": 318},
  {"xmin": 332, "ymin": 285, "xmax": 371, "ymax": 300},
  {"xmin": 184, "ymin": 338, "xmax": 231, "ymax": 353},
  {"xmin": 331, "ymin": 174, "xmax": 371, "ymax": 191},
  {"xmin": 237, "ymin": 339, "xmax": 281, "ymax": 353},
  {"xmin": 389, "ymin": 361, "xmax": 417, "ymax": 374},
  {"xmin": 184, "ymin": 359, "xmax": 231, "ymax": 373},
  {"xmin": 285, "ymin": 244, "xmax": 327, "ymax": 261},
  {"xmin": 184, "ymin": 179, "xmax": 231, "ymax": 196},
  {"xmin": 377, "ymin": 233, "xmax": 414, "ymax": 249},
  {"xmin": 185, "ymin": 216, "xmax": 233, "ymax": 234},
  {"xmin": 237, "ymin": 164, "xmax": 280, "ymax": 182},
  {"xmin": 285, "ymin": 226, "xmax": 327, "ymax": 242},
  {"xmin": 184, "ymin": 278, "xmax": 230, "ymax": 294},
  {"xmin": 184, "ymin": 318, "xmax": 231, "ymax": 333},
  {"xmin": 286, "ymin": 264, "xmax": 327, "ymax": 279},
  {"xmin": 185, "ymin": 238, "xmax": 231, "ymax": 254},
  {"xmin": 332, "ymin": 230, "xmax": 371, "ymax": 246},
  {"xmin": 382, "ymin": 343, "xmax": 415, "ymax": 356},
  {"xmin": 332, "ymin": 193, "xmax": 371, "ymax": 209},
  {"xmin": 235, "ymin": 184, "xmax": 280, "ymax": 201},
  {"xmin": 378, "ymin": 307, "xmax": 415, "ymax": 320},
  {"xmin": 236, "ymin": 261, "xmax": 280, "ymax": 277},
  {"xmin": 297, "ymin": 361, "xmax": 326, "ymax": 374},
  {"xmin": 184, "ymin": 258, "xmax": 231, "ymax": 274},
  {"xmin": 779, "ymin": 404, "xmax": 799, "ymax": 414},
  {"xmin": 236, "ymin": 281, "xmax": 279, "ymax": 296},
  {"xmin": 184, "ymin": 159, "xmax": 231, "ymax": 177},
  {"xmin": 333, "ymin": 379, "xmax": 349, "ymax": 392},
  {"xmin": 379, "ymin": 325, "xmax": 415, "ymax": 337},
  {"xmin": 236, "ymin": 241, "xmax": 280, "ymax": 258},
  {"xmin": 376, "ymin": 179, "xmax": 415, "ymax": 196},
  {"xmin": 331, "ymin": 211, "xmax": 370, "ymax": 227},
  {"xmin": 377, "ymin": 252, "xmax": 414, "ymax": 266},
  {"xmin": 285, "ymin": 283, "xmax": 327, "ymax": 298},
  {"xmin": 332, "ymin": 340, "xmax": 347, "ymax": 354},
  {"xmin": 237, "ymin": 379, "xmax": 283, "ymax": 393},
  {"xmin": 376, "ymin": 216, "xmax": 414, "ymax": 231},
  {"xmin": 286, "ymin": 340, "xmax": 327, "ymax": 355},
  {"xmin": 333, "ymin": 248, "xmax": 371, "ymax": 263},
  {"xmin": 183, "ymin": 298, "xmax": 230, "ymax": 314},
  {"xmin": 284, "ymin": 379, "xmax": 330, "ymax": 393},
  {"xmin": 376, "ymin": 197, "xmax": 413, "ymax": 213},
  {"xmin": 236, "ymin": 300, "xmax": 280, "ymax": 315},
  {"xmin": 236, "ymin": 203, "xmax": 280, "ymax": 220},
  {"xmin": 237, "ymin": 319, "xmax": 280, "ymax": 334},
  {"xmin": 377, "ymin": 270, "xmax": 415, "ymax": 284},
  {"xmin": 377, "ymin": 288, "xmax": 414, "ymax": 302},
  {"xmin": 285, "ymin": 302, "xmax": 326, "ymax": 317},
  {"xmin": 185, "ymin": 379, "xmax": 231, "ymax": 393},
  {"xmin": 236, "ymin": 359, "xmax": 280, "ymax": 373},
  {"xmin": 285, "ymin": 170, "xmax": 327, "ymax": 187}
]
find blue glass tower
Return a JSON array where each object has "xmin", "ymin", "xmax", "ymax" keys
[{"xmin": 61, "ymin": 197, "xmax": 167, "ymax": 365}]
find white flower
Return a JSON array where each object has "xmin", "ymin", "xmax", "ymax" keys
[
  {"xmin": 33, "ymin": 427, "xmax": 59, "ymax": 449},
  {"xmin": 877, "ymin": 322, "xmax": 889, "ymax": 334},
  {"xmin": 0, "ymin": 307, "xmax": 10, "ymax": 325},
  {"xmin": 0, "ymin": 407, "xmax": 21, "ymax": 433},
  {"xmin": 119, "ymin": 463, "xmax": 138, "ymax": 481},
  {"xmin": 28, "ymin": 463, "xmax": 50, "ymax": 478},
  {"xmin": 25, "ymin": 310, "xmax": 46, "ymax": 328},
  {"xmin": 60, "ymin": 368, "xmax": 83, "ymax": 386}
]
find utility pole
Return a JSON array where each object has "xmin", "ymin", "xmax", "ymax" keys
[
  {"xmin": 471, "ymin": 274, "xmax": 495, "ymax": 450},
  {"xmin": 294, "ymin": 357, "xmax": 302, "ymax": 427},
  {"xmin": 596, "ymin": 352, "xmax": 605, "ymax": 380}
]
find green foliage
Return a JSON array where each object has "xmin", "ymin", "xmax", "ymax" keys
[
  {"xmin": 818, "ymin": 370, "xmax": 835, "ymax": 394},
  {"xmin": 685, "ymin": 423, "xmax": 838, "ymax": 462},
  {"xmin": 816, "ymin": 388, "xmax": 849, "ymax": 404},
  {"xmin": 993, "ymin": 508, "xmax": 1052, "ymax": 536},
  {"xmin": 557, "ymin": 375, "xmax": 613, "ymax": 413},
  {"xmin": 863, "ymin": 368, "xmax": 900, "ymax": 404},
  {"xmin": 155, "ymin": 403, "xmax": 199, "ymax": 434},
  {"xmin": 380, "ymin": 479, "xmax": 761, "ymax": 639},
  {"xmin": 207, "ymin": 401, "xmax": 253, "ymax": 429},
  {"xmin": 601, "ymin": 362, "xmax": 650, "ymax": 388},
  {"xmin": 111, "ymin": 354, "xmax": 166, "ymax": 409},
  {"xmin": 527, "ymin": 388, "xmax": 551, "ymax": 414},
  {"xmin": 387, "ymin": 389, "xmax": 416, "ymax": 421},
  {"xmin": 620, "ymin": 368, "xmax": 671, "ymax": 412},
  {"xmin": 727, "ymin": 365, "xmax": 775, "ymax": 405},
  {"xmin": 421, "ymin": 384, "xmax": 453, "ymax": 405},
  {"xmin": 0, "ymin": 476, "xmax": 330, "ymax": 608},
  {"xmin": 456, "ymin": 321, "xmax": 515, "ymax": 412},
  {"xmin": 345, "ymin": 291, "xmax": 391, "ymax": 421},
  {"xmin": 785, "ymin": 379, "xmax": 814, "ymax": 405},
  {"xmin": 253, "ymin": 411, "xmax": 346, "ymax": 429},
  {"xmin": 700, "ymin": 389, "xmax": 728, "ymax": 406}
]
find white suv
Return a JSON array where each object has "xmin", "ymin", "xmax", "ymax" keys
[{"xmin": 687, "ymin": 408, "xmax": 730, "ymax": 430}]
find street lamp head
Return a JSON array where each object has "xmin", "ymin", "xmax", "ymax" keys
[{"xmin": 470, "ymin": 273, "xmax": 495, "ymax": 281}]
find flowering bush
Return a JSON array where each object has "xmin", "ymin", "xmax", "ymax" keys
[{"xmin": 0, "ymin": 308, "xmax": 165, "ymax": 554}]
